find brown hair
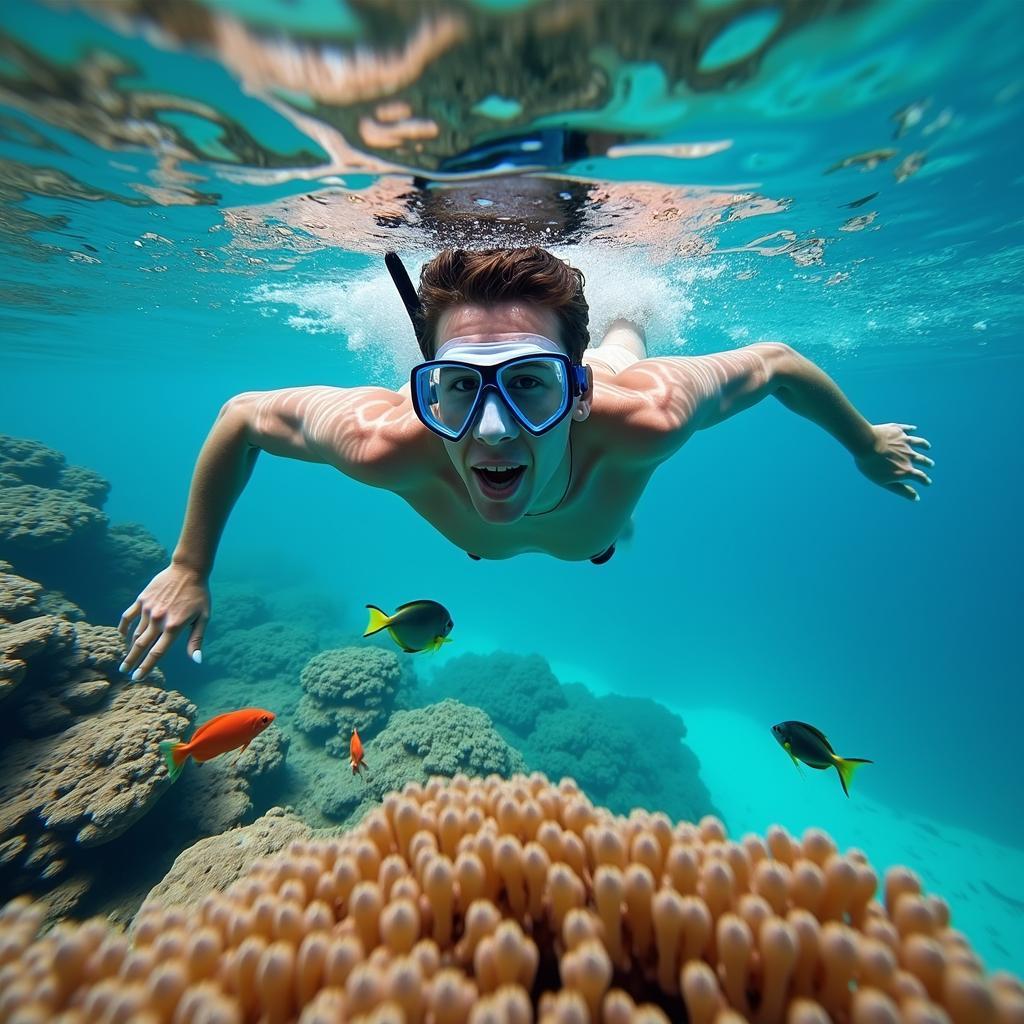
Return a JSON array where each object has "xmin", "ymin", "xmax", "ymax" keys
[{"xmin": 416, "ymin": 247, "xmax": 590, "ymax": 363}]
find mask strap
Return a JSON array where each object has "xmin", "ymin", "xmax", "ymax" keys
[{"xmin": 385, "ymin": 251, "xmax": 422, "ymax": 341}]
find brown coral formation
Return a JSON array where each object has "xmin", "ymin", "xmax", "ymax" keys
[
  {"xmin": 0, "ymin": 434, "xmax": 168, "ymax": 626},
  {"xmin": 0, "ymin": 682, "xmax": 192, "ymax": 903},
  {"xmin": 1, "ymin": 772, "xmax": 1021, "ymax": 1023},
  {"xmin": 136, "ymin": 808, "xmax": 313, "ymax": 919}
]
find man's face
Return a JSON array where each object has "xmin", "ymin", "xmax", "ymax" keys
[{"xmin": 436, "ymin": 303, "xmax": 591, "ymax": 524}]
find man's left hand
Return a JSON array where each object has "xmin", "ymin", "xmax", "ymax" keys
[{"xmin": 854, "ymin": 423, "xmax": 934, "ymax": 501}]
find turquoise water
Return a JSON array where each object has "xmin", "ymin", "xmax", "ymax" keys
[{"xmin": 1, "ymin": 0, "xmax": 1023, "ymax": 980}]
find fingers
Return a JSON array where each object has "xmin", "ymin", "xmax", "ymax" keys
[
  {"xmin": 126, "ymin": 610, "xmax": 151, "ymax": 661},
  {"xmin": 886, "ymin": 482, "xmax": 919, "ymax": 501},
  {"xmin": 187, "ymin": 614, "xmax": 208, "ymax": 665},
  {"xmin": 121, "ymin": 618, "xmax": 158, "ymax": 677},
  {"xmin": 912, "ymin": 451, "xmax": 935, "ymax": 468},
  {"xmin": 907, "ymin": 435, "xmax": 931, "ymax": 450},
  {"xmin": 907, "ymin": 466, "xmax": 932, "ymax": 486},
  {"xmin": 133, "ymin": 627, "xmax": 184, "ymax": 681},
  {"xmin": 898, "ymin": 424, "xmax": 917, "ymax": 432},
  {"xmin": 118, "ymin": 598, "xmax": 141, "ymax": 638}
]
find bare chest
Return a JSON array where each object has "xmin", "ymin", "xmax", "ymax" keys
[{"xmin": 400, "ymin": 457, "xmax": 653, "ymax": 562}]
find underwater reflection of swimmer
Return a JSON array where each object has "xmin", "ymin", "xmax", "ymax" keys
[
  {"xmin": 429, "ymin": 127, "xmax": 633, "ymax": 177},
  {"xmin": 119, "ymin": 246, "xmax": 934, "ymax": 680},
  {"xmin": 771, "ymin": 720, "xmax": 872, "ymax": 797}
]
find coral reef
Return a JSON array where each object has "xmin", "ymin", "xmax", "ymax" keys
[
  {"xmin": 0, "ymin": 483, "xmax": 106, "ymax": 564},
  {"xmin": 0, "ymin": 683, "xmax": 193, "ymax": 903},
  {"xmin": 296, "ymin": 646, "xmax": 404, "ymax": 748},
  {"xmin": 0, "ymin": 548, "xmax": 295, "ymax": 920},
  {"xmin": 307, "ymin": 700, "xmax": 526, "ymax": 824},
  {"xmin": 431, "ymin": 652, "xmax": 568, "ymax": 736},
  {"xmin": 0, "ymin": 434, "xmax": 167, "ymax": 625},
  {"xmin": 1, "ymin": 771, "xmax": 1020, "ymax": 1023},
  {"xmin": 136, "ymin": 808, "xmax": 312, "ymax": 919},
  {"xmin": 0, "ymin": 611, "xmax": 139, "ymax": 735},
  {"xmin": 213, "ymin": 590, "xmax": 272, "ymax": 637},
  {"xmin": 430, "ymin": 653, "xmax": 717, "ymax": 824},
  {"xmin": 526, "ymin": 686, "xmax": 714, "ymax": 826},
  {"xmin": 1, "ymin": 560, "xmax": 80, "ymax": 624},
  {"xmin": 207, "ymin": 621, "xmax": 319, "ymax": 683}
]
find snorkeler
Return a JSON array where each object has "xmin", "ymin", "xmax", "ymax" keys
[{"xmin": 118, "ymin": 246, "xmax": 933, "ymax": 679}]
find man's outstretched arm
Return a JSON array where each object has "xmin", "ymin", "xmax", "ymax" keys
[
  {"xmin": 118, "ymin": 385, "xmax": 423, "ymax": 679},
  {"xmin": 616, "ymin": 342, "xmax": 934, "ymax": 499}
]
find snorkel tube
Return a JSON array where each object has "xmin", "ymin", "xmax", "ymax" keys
[{"xmin": 385, "ymin": 251, "xmax": 423, "ymax": 343}]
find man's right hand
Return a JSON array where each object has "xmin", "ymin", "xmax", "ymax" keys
[{"xmin": 118, "ymin": 563, "xmax": 211, "ymax": 681}]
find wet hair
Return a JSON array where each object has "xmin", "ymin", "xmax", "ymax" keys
[{"xmin": 416, "ymin": 247, "xmax": 590, "ymax": 363}]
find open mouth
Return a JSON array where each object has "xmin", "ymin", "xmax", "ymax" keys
[{"xmin": 472, "ymin": 464, "xmax": 526, "ymax": 498}]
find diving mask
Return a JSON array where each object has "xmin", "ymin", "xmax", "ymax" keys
[{"xmin": 410, "ymin": 335, "xmax": 588, "ymax": 441}]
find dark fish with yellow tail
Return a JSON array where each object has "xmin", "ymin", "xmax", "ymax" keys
[
  {"xmin": 364, "ymin": 600, "xmax": 453, "ymax": 653},
  {"xmin": 771, "ymin": 720, "xmax": 872, "ymax": 797}
]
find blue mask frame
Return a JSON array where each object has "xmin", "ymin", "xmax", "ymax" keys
[{"xmin": 410, "ymin": 353, "xmax": 588, "ymax": 441}]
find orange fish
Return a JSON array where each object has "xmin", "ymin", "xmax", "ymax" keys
[
  {"xmin": 350, "ymin": 727, "xmax": 369, "ymax": 779},
  {"xmin": 159, "ymin": 708, "xmax": 275, "ymax": 783}
]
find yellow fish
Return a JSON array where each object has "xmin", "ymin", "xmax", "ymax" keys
[{"xmin": 364, "ymin": 600, "xmax": 453, "ymax": 653}]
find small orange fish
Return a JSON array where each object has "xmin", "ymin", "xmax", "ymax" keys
[
  {"xmin": 350, "ymin": 727, "xmax": 369, "ymax": 779},
  {"xmin": 160, "ymin": 708, "xmax": 275, "ymax": 783}
]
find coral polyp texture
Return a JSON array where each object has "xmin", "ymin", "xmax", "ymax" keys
[{"xmin": 1, "ymin": 772, "xmax": 1021, "ymax": 1024}]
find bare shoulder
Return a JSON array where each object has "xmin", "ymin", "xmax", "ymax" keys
[
  {"xmin": 315, "ymin": 385, "xmax": 442, "ymax": 490},
  {"xmin": 240, "ymin": 384, "xmax": 441, "ymax": 490},
  {"xmin": 588, "ymin": 346, "xmax": 788, "ymax": 461},
  {"xmin": 587, "ymin": 357, "xmax": 705, "ymax": 461}
]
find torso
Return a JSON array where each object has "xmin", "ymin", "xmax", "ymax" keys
[
  {"xmin": 401, "ymin": 430, "xmax": 654, "ymax": 561},
  {"xmin": 335, "ymin": 362, "xmax": 684, "ymax": 561},
  {"xmin": 347, "ymin": 362, "xmax": 681, "ymax": 562}
]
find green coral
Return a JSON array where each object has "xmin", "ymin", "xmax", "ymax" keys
[
  {"xmin": 310, "ymin": 699, "xmax": 526, "ymax": 824},
  {"xmin": 0, "ymin": 435, "xmax": 65, "ymax": 488},
  {"xmin": 297, "ymin": 646, "xmax": 404, "ymax": 748},
  {"xmin": 0, "ymin": 485, "xmax": 105, "ymax": 555},
  {"xmin": 207, "ymin": 621, "xmax": 318, "ymax": 683},
  {"xmin": 525, "ymin": 685, "xmax": 717, "ymax": 824},
  {"xmin": 55, "ymin": 466, "xmax": 109, "ymax": 509},
  {"xmin": 429, "ymin": 651, "xmax": 567, "ymax": 735}
]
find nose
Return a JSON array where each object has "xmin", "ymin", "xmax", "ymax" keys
[{"xmin": 473, "ymin": 390, "xmax": 520, "ymax": 445}]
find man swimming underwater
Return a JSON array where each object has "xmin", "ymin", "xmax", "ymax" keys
[{"xmin": 119, "ymin": 246, "xmax": 933, "ymax": 679}]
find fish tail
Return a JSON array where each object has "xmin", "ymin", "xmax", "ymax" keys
[
  {"xmin": 159, "ymin": 740, "xmax": 188, "ymax": 783},
  {"xmin": 363, "ymin": 605, "xmax": 392, "ymax": 637},
  {"xmin": 834, "ymin": 756, "xmax": 872, "ymax": 797}
]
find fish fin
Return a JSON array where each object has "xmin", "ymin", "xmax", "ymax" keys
[
  {"xmin": 783, "ymin": 742, "xmax": 804, "ymax": 776},
  {"xmin": 792, "ymin": 721, "xmax": 834, "ymax": 752},
  {"xmin": 230, "ymin": 741, "xmax": 251, "ymax": 767},
  {"xmin": 394, "ymin": 599, "xmax": 432, "ymax": 612},
  {"xmin": 363, "ymin": 605, "xmax": 392, "ymax": 637},
  {"xmin": 388, "ymin": 628, "xmax": 418, "ymax": 653},
  {"xmin": 834, "ymin": 756, "xmax": 872, "ymax": 797},
  {"xmin": 159, "ymin": 740, "xmax": 187, "ymax": 783}
]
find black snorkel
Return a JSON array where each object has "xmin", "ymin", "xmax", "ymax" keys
[{"xmin": 385, "ymin": 251, "xmax": 423, "ymax": 343}]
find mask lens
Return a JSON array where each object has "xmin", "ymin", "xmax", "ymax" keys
[
  {"xmin": 415, "ymin": 364, "xmax": 482, "ymax": 437},
  {"xmin": 497, "ymin": 357, "xmax": 569, "ymax": 431}
]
